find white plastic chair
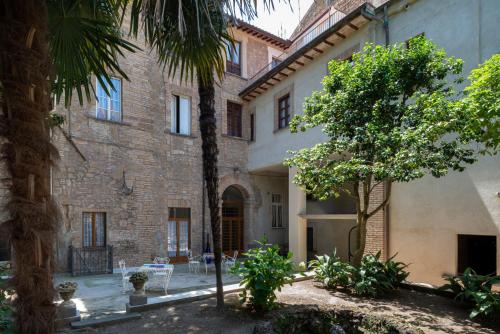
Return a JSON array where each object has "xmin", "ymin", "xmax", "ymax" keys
[
  {"xmin": 118, "ymin": 260, "xmax": 132, "ymax": 293},
  {"xmin": 224, "ymin": 251, "xmax": 238, "ymax": 274},
  {"xmin": 153, "ymin": 257, "xmax": 170, "ymax": 264},
  {"xmin": 188, "ymin": 250, "xmax": 200, "ymax": 274}
]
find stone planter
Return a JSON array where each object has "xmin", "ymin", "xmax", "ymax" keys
[
  {"xmin": 59, "ymin": 289, "xmax": 76, "ymax": 302},
  {"xmin": 132, "ymin": 281, "xmax": 146, "ymax": 294}
]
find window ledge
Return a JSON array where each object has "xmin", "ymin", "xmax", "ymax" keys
[
  {"xmin": 271, "ymin": 226, "xmax": 287, "ymax": 230},
  {"xmin": 273, "ymin": 126, "xmax": 289, "ymax": 134},
  {"xmin": 165, "ymin": 129, "xmax": 197, "ymax": 139},
  {"xmin": 88, "ymin": 115, "xmax": 131, "ymax": 126},
  {"xmin": 221, "ymin": 134, "xmax": 248, "ymax": 142},
  {"xmin": 225, "ymin": 72, "xmax": 248, "ymax": 80}
]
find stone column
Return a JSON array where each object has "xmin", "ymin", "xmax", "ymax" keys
[{"xmin": 288, "ymin": 168, "xmax": 307, "ymax": 263}]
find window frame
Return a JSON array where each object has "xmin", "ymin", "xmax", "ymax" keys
[
  {"xmin": 167, "ymin": 208, "xmax": 191, "ymax": 262},
  {"xmin": 250, "ymin": 112, "xmax": 255, "ymax": 142},
  {"xmin": 171, "ymin": 94, "xmax": 191, "ymax": 136},
  {"xmin": 271, "ymin": 193, "xmax": 284, "ymax": 229},
  {"xmin": 82, "ymin": 212, "xmax": 107, "ymax": 248},
  {"xmin": 226, "ymin": 101, "xmax": 243, "ymax": 138},
  {"xmin": 278, "ymin": 94, "xmax": 291, "ymax": 129},
  {"xmin": 226, "ymin": 41, "xmax": 242, "ymax": 76},
  {"xmin": 95, "ymin": 76, "xmax": 122, "ymax": 122}
]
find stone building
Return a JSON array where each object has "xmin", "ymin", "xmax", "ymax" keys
[{"xmin": 1, "ymin": 0, "xmax": 499, "ymax": 285}]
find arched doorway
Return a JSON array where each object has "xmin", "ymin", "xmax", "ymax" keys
[{"xmin": 222, "ymin": 186, "xmax": 244, "ymax": 255}]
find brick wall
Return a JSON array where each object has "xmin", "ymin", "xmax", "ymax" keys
[{"xmin": 365, "ymin": 182, "xmax": 387, "ymax": 260}]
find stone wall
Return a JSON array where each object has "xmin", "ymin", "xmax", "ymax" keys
[{"xmin": 48, "ymin": 30, "xmax": 273, "ymax": 270}]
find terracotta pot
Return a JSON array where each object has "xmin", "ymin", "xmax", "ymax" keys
[
  {"xmin": 59, "ymin": 289, "xmax": 76, "ymax": 302},
  {"xmin": 132, "ymin": 281, "xmax": 146, "ymax": 292}
]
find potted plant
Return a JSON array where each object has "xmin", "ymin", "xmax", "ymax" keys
[
  {"xmin": 129, "ymin": 272, "xmax": 148, "ymax": 293},
  {"xmin": 57, "ymin": 282, "xmax": 78, "ymax": 302}
]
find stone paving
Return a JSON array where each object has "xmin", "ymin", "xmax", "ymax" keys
[{"xmin": 55, "ymin": 264, "xmax": 240, "ymax": 319}]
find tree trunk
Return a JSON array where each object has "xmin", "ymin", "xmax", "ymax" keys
[
  {"xmin": 0, "ymin": 1, "xmax": 58, "ymax": 333},
  {"xmin": 197, "ymin": 72, "xmax": 224, "ymax": 309}
]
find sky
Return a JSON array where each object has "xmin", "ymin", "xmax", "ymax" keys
[{"xmin": 250, "ymin": 0, "xmax": 315, "ymax": 39}]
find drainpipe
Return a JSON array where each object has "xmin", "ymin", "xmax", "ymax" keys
[
  {"xmin": 383, "ymin": 5, "xmax": 389, "ymax": 46},
  {"xmin": 202, "ymin": 176, "xmax": 206, "ymax": 254}
]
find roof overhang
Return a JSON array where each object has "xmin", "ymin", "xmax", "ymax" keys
[
  {"xmin": 231, "ymin": 20, "xmax": 291, "ymax": 49},
  {"xmin": 239, "ymin": 3, "xmax": 373, "ymax": 101}
]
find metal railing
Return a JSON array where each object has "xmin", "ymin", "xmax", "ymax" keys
[
  {"xmin": 68, "ymin": 245, "xmax": 113, "ymax": 276},
  {"xmin": 246, "ymin": 0, "xmax": 373, "ymax": 87}
]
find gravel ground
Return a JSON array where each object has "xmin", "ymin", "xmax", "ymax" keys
[{"xmin": 61, "ymin": 280, "xmax": 500, "ymax": 334}]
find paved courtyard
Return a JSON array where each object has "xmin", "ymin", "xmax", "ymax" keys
[{"xmin": 55, "ymin": 264, "xmax": 240, "ymax": 318}]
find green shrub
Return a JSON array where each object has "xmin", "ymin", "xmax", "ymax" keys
[
  {"xmin": 309, "ymin": 250, "xmax": 354, "ymax": 289},
  {"xmin": 352, "ymin": 252, "xmax": 409, "ymax": 297},
  {"xmin": 231, "ymin": 239, "xmax": 295, "ymax": 312},
  {"xmin": 440, "ymin": 268, "xmax": 500, "ymax": 319},
  {"xmin": 310, "ymin": 251, "xmax": 408, "ymax": 297}
]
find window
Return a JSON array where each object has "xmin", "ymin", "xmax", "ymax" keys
[
  {"xmin": 458, "ymin": 235, "xmax": 496, "ymax": 275},
  {"xmin": 271, "ymin": 57, "xmax": 282, "ymax": 68},
  {"xmin": 271, "ymin": 194, "xmax": 284, "ymax": 228},
  {"xmin": 227, "ymin": 101, "xmax": 242, "ymax": 137},
  {"xmin": 82, "ymin": 212, "xmax": 106, "ymax": 247},
  {"xmin": 250, "ymin": 113, "xmax": 255, "ymax": 142},
  {"xmin": 226, "ymin": 41, "xmax": 241, "ymax": 76},
  {"xmin": 167, "ymin": 208, "xmax": 191, "ymax": 260},
  {"xmin": 278, "ymin": 94, "xmax": 290, "ymax": 129},
  {"xmin": 96, "ymin": 77, "xmax": 121, "ymax": 122},
  {"xmin": 171, "ymin": 95, "xmax": 191, "ymax": 135}
]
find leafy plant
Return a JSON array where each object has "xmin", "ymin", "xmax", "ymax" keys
[
  {"xmin": 56, "ymin": 281, "xmax": 77, "ymax": 292},
  {"xmin": 440, "ymin": 268, "xmax": 500, "ymax": 318},
  {"xmin": 231, "ymin": 238, "xmax": 295, "ymax": 312},
  {"xmin": 309, "ymin": 250, "xmax": 354, "ymax": 289},
  {"xmin": 129, "ymin": 272, "xmax": 148, "ymax": 283},
  {"xmin": 352, "ymin": 252, "xmax": 409, "ymax": 297}
]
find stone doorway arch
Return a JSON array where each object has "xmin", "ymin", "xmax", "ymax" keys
[{"xmin": 221, "ymin": 186, "xmax": 245, "ymax": 255}]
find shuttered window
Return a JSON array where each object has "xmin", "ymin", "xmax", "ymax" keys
[
  {"xmin": 227, "ymin": 101, "xmax": 242, "ymax": 137},
  {"xmin": 278, "ymin": 94, "xmax": 290, "ymax": 129},
  {"xmin": 83, "ymin": 212, "xmax": 106, "ymax": 247},
  {"xmin": 271, "ymin": 194, "xmax": 284, "ymax": 228},
  {"xmin": 171, "ymin": 95, "xmax": 191, "ymax": 135}
]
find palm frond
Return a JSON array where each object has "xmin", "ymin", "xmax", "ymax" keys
[{"xmin": 49, "ymin": 0, "xmax": 139, "ymax": 107}]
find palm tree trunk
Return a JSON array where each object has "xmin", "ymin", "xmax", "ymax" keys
[
  {"xmin": 0, "ymin": 1, "xmax": 58, "ymax": 332},
  {"xmin": 197, "ymin": 72, "xmax": 224, "ymax": 309}
]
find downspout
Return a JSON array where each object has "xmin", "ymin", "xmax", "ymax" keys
[
  {"xmin": 202, "ymin": 176, "xmax": 206, "ymax": 254},
  {"xmin": 383, "ymin": 5, "xmax": 389, "ymax": 46}
]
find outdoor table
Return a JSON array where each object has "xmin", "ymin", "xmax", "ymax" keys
[{"xmin": 139, "ymin": 263, "xmax": 174, "ymax": 292}]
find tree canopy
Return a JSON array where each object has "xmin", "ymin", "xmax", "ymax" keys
[{"xmin": 286, "ymin": 37, "xmax": 480, "ymax": 201}]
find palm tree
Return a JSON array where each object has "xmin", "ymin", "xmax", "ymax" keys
[
  {"xmin": 126, "ymin": 0, "xmax": 284, "ymax": 309},
  {"xmin": 0, "ymin": 1, "xmax": 134, "ymax": 332},
  {"xmin": 1, "ymin": 1, "xmax": 283, "ymax": 331}
]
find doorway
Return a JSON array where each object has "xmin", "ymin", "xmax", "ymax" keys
[{"xmin": 222, "ymin": 186, "xmax": 244, "ymax": 255}]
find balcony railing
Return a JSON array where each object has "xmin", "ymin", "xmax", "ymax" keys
[{"xmin": 246, "ymin": 0, "xmax": 375, "ymax": 87}]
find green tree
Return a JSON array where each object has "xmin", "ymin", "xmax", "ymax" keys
[
  {"xmin": 461, "ymin": 54, "xmax": 500, "ymax": 152},
  {"xmin": 285, "ymin": 37, "xmax": 487, "ymax": 267}
]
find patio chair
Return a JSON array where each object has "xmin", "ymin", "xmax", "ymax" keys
[
  {"xmin": 153, "ymin": 257, "xmax": 170, "ymax": 264},
  {"xmin": 202, "ymin": 253, "xmax": 215, "ymax": 275},
  {"xmin": 224, "ymin": 251, "xmax": 238, "ymax": 274},
  {"xmin": 118, "ymin": 260, "xmax": 132, "ymax": 293},
  {"xmin": 188, "ymin": 250, "xmax": 201, "ymax": 274}
]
